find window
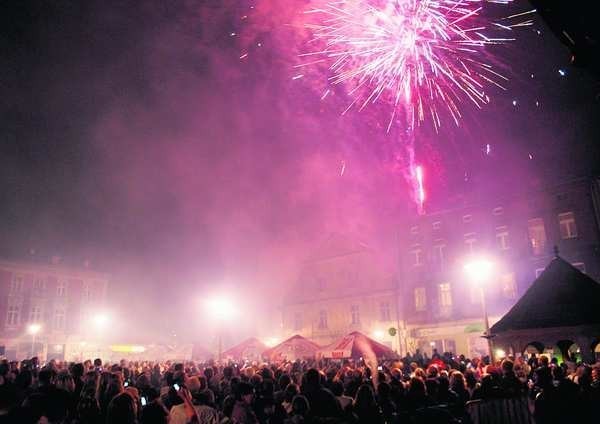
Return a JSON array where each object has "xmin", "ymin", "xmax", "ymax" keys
[
  {"xmin": 496, "ymin": 226, "xmax": 509, "ymax": 250},
  {"xmin": 433, "ymin": 242, "xmax": 446, "ymax": 271},
  {"xmin": 10, "ymin": 274, "xmax": 24, "ymax": 293},
  {"xmin": 438, "ymin": 283, "xmax": 452, "ymax": 307},
  {"xmin": 57, "ymin": 280, "xmax": 67, "ymax": 297},
  {"xmin": 410, "ymin": 226, "xmax": 419, "ymax": 235},
  {"xmin": 528, "ymin": 218, "xmax": 547, "ymax": 255},
  {"xmin": 29, "ymin": 306, "xmax": 42, "ymax": 323},
  {"xmin": 411, "ymin": 246, "xmax": 423, "ymax": 267},
  {"xmin": 6, "ymin": 305, "xmax": 20, "ymax": 326},
  {"xmin": 318, "ymin": 310, "xmax": 328, "ymax": 329},
  {"xmin": 492, "ymin": 207, "xmax": 504, "ymax": 216},
  {"xmin": 82, "ymin": 282, "xmax": 92, "ymax": 302},
  {"xmin": 293, "ymin": 312, "xmax": 302, "ymax": 331},
  {"xmin": 432, "ymin": 221, "xmax": 442, "ymax": 231},
  {"xmin": 350, "ymin": 305, "xmax": 360, "ymax": 325},
  {"xmin": 380, "ymin": 302, "xmax": 391, "ymax": 321},
  {"xmin": 535, "ymin": 268, "xmax": 545, "ymax": 278},
  {"xmin": 414, "ymin": 287, "xmax": 426, "ymax": 311},
  {"xmin": 462, "ymin": 214, "xmax": 473, "ymax": 223},
  {"xmin": 54, "ymin": 308, "xmax": 66, "ymax": 330},
  {"xmin": 33, "ymin": 277, "xmax": 46, "ymax": 293},
  {"xmin": 501, "ymin": 273, "xmax": 517, "ymax": 299},
  {"xmin": 572, "ymin": 262, "xmax": 586, "ymax": 273},
  {"xmin": 558, "ymin": 212, "xmax": 577, "ymax": 239},
  {"xmin": 464, "ymin": 233, "xmax": 477, "ymax": 254}
]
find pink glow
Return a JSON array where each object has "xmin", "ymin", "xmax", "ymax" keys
[{"xmin": 415, "ymin": 164, "xmax": 425, "ymax": 212}]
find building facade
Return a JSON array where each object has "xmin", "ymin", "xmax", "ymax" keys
[
  {"xmin": 281, "ymin": 234, "xmax": 403, "ymax": 352},
  {"xmin": 0, "ymin": 258, "xmax": 109, "ymax": 360},
  {"xmin": 399, "ymin": 177, "xmax": 600, "ymax": 357}
]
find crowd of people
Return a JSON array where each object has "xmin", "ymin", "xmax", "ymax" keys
[{"xmin": 0, "ymin": 350, "xmax": 599, "ymax": 424}]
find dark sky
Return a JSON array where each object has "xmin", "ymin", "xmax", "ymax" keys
[{"xmin": 2, "ymin": 0, "xmax": 599, "ymax": 337}]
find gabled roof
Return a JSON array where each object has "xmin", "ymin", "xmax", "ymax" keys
[
  {"xmin": 491, "ymin": 257, "xmax": 600, "ymax": 333},
  {"xmin": 261, "ymin": 334, "xmax": 321, "ymax": 360},
  {"xmin": 305, "ymin": 233, "xmax": 369, "ymax": 263},
  {"xmin": 317, "ymin": 331, "xmax": 397, "ymax": 359}
]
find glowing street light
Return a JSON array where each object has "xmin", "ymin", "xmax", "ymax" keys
[
  {"xmin": 92, "ymin": 313, "xmax": 110, "ymax": 329},
  {"xmin": 464, "ymin": 258, "xmax": 496, "ymax": 363},
  {"xmin": 204, "ymin": 295, "xmax": 238, "ymax": 362},
  {"xmin": 28, "ymin": 323, "xmax": 41, "ymax": 358}
]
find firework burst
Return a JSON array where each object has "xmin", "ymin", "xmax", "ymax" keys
[{"xmin": 299, "ymin": 0, "xmax": 534, "ymax": 132}]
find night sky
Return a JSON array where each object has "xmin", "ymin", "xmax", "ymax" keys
[{"xmin": 2, "ymin": 0, "xmax": 599, "ymax": 337}]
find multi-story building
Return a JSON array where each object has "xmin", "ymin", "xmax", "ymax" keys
[
  {"xmin": 399, "ymin": 177, "xmax": 600, "ymax": 357},
  {"xmin": 0, "ymin": 257, "xmax": 109, "ymax": 360},
  {"xmin": 281, "ymin": 234, "xmax": 403, "ymax": 352}
]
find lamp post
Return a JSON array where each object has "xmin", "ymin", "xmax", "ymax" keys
[
  {"xmin": 464, "ymin": 259, "xmax": 495, "ymax": 363},
  {"xmin": 28, "ymin": 323, "xmax": 41, "ymax": 358}
]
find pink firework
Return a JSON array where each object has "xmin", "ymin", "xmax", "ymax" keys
[{"xmin": 300, "ymin": 0, "xmax": 534, "ymax": 131}]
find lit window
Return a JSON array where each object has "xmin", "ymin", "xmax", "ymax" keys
[
  {"xmin": 411, "ymin": 246, "xmax": 423, "ymax": 267},
  {"xmin": 492, "ymin": 207, "xmax": 504, "ymax": 216},
  {"xmin": 501, "ymin": 273, "xmax": 517, "ymax": 299},
  {"xmin": 350, "ymin": 305, "xmax": 360, "ymax": 325},
  {"xmin": 82, "ymin": 282, "xmax": 92, "ymax": 302},
  {"xmin": 464, "ymin": 233, "xmax": 477, "ymax": 254},
  {"xmin": 432, "ymin": 221, "xmax": 442, "ymax": 231},
  {"xmin": 572, "ymin": 262, "xmax": 586, "ymax": 273},
  {"xmin": 380, "ymin": 302, "xmax": 391, "ymax": 321},
  {"xmin": 496, "ymin": 226, "xmax": 509, "ymax": 250},
  {"xmin": 33, "ymin": 277, "xmax": 46, "ymax": 293},
  {"xmin": 54, "ymin": 308, "xmax": 66, "ymax": 330},
  {"xmin": 294, "ymin": 312, "xmax": 302, "ymax": 331},
  {"xmin": 528, "ymin": 218, "xmax": 547, "ymax": 256},
  {"xmin": 29, "ymin": 306, "xmax": 42, "ymax": 323},
  {"xmin": 318, "ymin": 310, "xmax": 328, "ymax": 329},
  {"xmin": 410, "ymin": 226, "xmax": 419, "ymax": 235},
  {"xmin": 6, "ymin": 305, "xmax": 20, "ymax": 326},
  {"xmin": 558, "ymin": 212, "xmax": 577, "ymax": 239},
  {"xmin": 535, "ymin": 268, "xmax": 545, "ymax": 278},
  {"xmin": 462, "ymin": 214, "xmax": 473, "ymax": 223},
  {"xmin": 10, "ymin": 274, "xmax": 24, "ymax": 293},
  {"xmin": 438, "ymin": 283, "xmax": 452, "ymax": 307},
  {"xmin": 433, "ymin": 242, "xmax": 446, "ymax": 271},
  {"xmin": 415, "ymin": 287, "xmax": 426, "ymax": 311},
  {"xmin": 57, "ymin": 280, "xmax": 67, "ymax": 297}
]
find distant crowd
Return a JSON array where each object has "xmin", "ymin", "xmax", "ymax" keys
[{"xmin": 1, "ymin": 350, "xmax": 599, "ymax": 424}]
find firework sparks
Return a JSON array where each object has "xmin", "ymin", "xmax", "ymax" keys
[
  {"xmin": 415, "ymin": 164, "xmax": 425, "ymax": 213},
  {"xmin": 300, "ymin": 0, "xmax": 534, "ymax": 131}
]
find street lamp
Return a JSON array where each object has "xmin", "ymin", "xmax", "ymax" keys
[
  {"xmin": 204, "ymin": 295, "xmax": 237, "ymax": 362},
  {"xmin": 28, "ymin": 323, "xmax": 41, "ymax": 358},
  {"xmin": 464, "ymin": 259, "xmax": 495, "ymax": 363}
]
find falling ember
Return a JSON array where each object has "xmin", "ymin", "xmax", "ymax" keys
[
  {"xmin": 340, "ymin": 160, "xmax": 346, "ymax": 176},
  {"xmin": 415, "ymin": 165, "xmax": 425, "ymax": 213},
  {"xmin": 301, "ymin": 0, "xmax": 534, "ymax": 131},
  {"xmin": 292, "ymin": 74, "xmax": 304, "ymax": 80},
  {"xmin": 239, "ymin": 53, "xmax": 248, "ymax": 59}
]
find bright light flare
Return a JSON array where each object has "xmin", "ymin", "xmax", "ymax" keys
[
  {"xmin": 464, "ymin": 259, "xmax": 495, "ymax": 284},
  {"xmin": 92, "ymin": 314, "xmax": 110, "ymax": 329},
  {"xmin": 28, "ymin": 323, "xmax": 41, "ymax": 335},
  {"xmin": 204, "ymin": 296, "xmax": 238, "ymax": 321},
  {"xmin": 302, "ymin": 0, "xmax": 534, "ymax": 131},
  {"xmin": 372, "ymin": 329, "xmax": 385, "ymax": 340},
  {"xmin": 263, "ymin": 337, "xmax": 280, "ymax": 347},
  {"xmin": 495, "ymin": 348, "xmax": 506, "ymax": 358}
]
